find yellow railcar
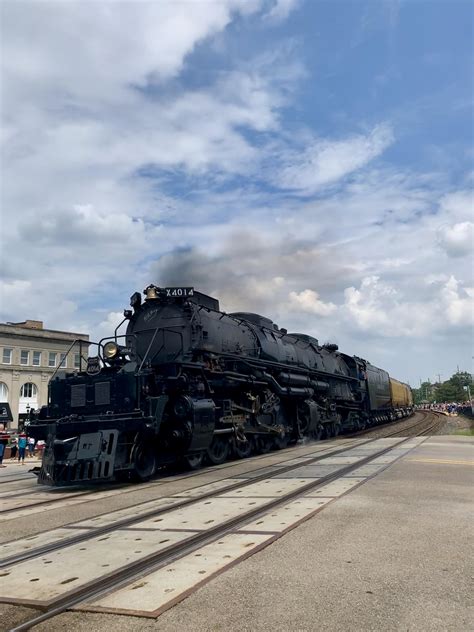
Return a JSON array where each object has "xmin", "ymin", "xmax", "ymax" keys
[{"xmin": 389, "ymin": 378, "xmax": 413, "ymax": 407}]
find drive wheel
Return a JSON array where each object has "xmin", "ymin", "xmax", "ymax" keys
[
  {"xmin": 183, "ymin": 452, "xmax": 204, "ymax": 470},
  {"xmin": 311, "ymin": 425, "xmax": 324, "ymax": 441},
  {"xmin": 253, "ymin": 436, "xmax": 272, "ymax": 454},
  {"xmin": 323, "ymin": 424, "xmax": 334, "ymax": 439},
  {"xmin": 207, "ymin": 437, "xmax": 229, "ymax": 465},
  {"xmin": 234, "ymin": 436, "xmax": 252, "ymax": 459},
  {"xmin": 273, "ymin": 435, "xmax": 289, "ymax": 450},
  {"xmin": 131, "ymin": 441, "xmax": 157, "ymax": 482}
]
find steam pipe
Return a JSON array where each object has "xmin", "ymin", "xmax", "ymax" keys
[
  {"xmin": 262, "ymin": 372, "xmax": 314, "ymax": 398},
  {"xmin": 278, "ymin": 372, "xmax": 329, "ymax": 391}
]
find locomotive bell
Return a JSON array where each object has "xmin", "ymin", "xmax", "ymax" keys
[{"xmin": 144, "ymin": 285, "xmax": 159, "ymax": 300}]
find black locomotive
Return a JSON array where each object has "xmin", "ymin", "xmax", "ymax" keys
[{"xmin": 29, "ymin": 286, "xmax": 412, "ymax": 486}]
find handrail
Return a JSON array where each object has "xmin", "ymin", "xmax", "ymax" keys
[
  {"xmin": 46, "ymin": 338, "xmax": 89, "ymax": 415},
  {"xmin": 137, "ymin": 328, "xmax": 162, "ymax": 375},
  {"xmin": 113, "ymin": 317, "xmax": 128, "ymax": 341},
  {"xmin": 136, "ymin": 327, "xmax": 184, "ymax": 375},
  {"xmin": 48, "ymin": 339, "xmax": 86, "ymax": 384}
]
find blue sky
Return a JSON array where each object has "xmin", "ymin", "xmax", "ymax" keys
[{"xmin": 1, "ymin": 0, "xmax": 473, "ymax": 385}]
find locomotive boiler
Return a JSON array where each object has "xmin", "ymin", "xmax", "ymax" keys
[{"xmin": 29, "ymin": 285, "xmax": 413, "ymax": 486}]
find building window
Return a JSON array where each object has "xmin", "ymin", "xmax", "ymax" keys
[
  {"xmin": 32, "ymin": 351, "xmax": 42, "ymax": 366},
  {"xmin": 59, "ymin": 353, "xmax": 67, "ymax": 369},
  {"xmin": 20, "ymin": 383, "xmax": 37, "ymax": 398},
  {"xmin": 48, "ymin": 352, "xmax": 57, "ymax": 367},
  {"xmin": 20, "ymin": 350, "xmax": 29, "ymax": 365},
  {"xmin": 74, "ymin": 353, "xmax": 81, "ymax": 369},
  {"xmin": 0, "ymin": 382, "xmax": 8, "ymax": 401},
  {"xmin": 2, "ymin": 349, "xmax": 12, "ymax": 364}
]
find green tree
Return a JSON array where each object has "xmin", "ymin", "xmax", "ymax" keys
[
  {"xmin": 412, "ymin": 381, "xmax": 434, "ymax": 404},
  {"xmin": 433, "ymin": 371, "xmax": 473, "ymax": 403}
]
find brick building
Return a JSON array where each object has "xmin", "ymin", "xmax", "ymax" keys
[{"xmin": 0, "ymin": 320, "xmax": 89, "ymax": 427}]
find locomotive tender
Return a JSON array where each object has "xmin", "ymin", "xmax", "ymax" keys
[{"xmin": 29, "ymin": 285, "xmax": 413, "ymax": 486}]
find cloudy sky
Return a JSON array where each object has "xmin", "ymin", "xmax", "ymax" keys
[{"xmin": 1, "ymin": 0, "xmax": 473, "ymax": 386}]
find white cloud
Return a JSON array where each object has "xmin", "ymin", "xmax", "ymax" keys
[
  {"xmin": 288, "ymin": 289, "xmax": 337, "ymax": 316},
  {"xmin": 440, "ymin": 276, "xmax": 474, "ymax": 326},
  {"xmin": 438, "ymin": 190, "xmax": 473, "ymax": 222},
  {"xmin": 343, "ymin": 275, "xmax": 474, "ymax": 337},
  {"xmin": 1, "ymin": 2, "xmax": 473, "ymax": 386},
  {"xmin": 1, "ymin": 0, "xmax": 293, "ymax": 324},
  {"xmin": 1, "ymin": 1, "xmax": 262, "ymax": 106},
  {"xmin": 0, "ymin": 279, "xmax": 81, "ymax": 332},
  {"xmin": 437, "ymin": 221, "xmax": 473, "ymax": 257},
  {"xmin": 93, "ymin": 311, "xmax": 127, "ymax": 343},
  {"xmin": 275, "ymin": 123, "xmax": 394, "ymax": 194},
  {"xmin": 265, "ymin": 0, "xmax": 301, "ymax": 22},
  {"xmin": 343, "ymin": 276, "xmax": 396, "ymax": 331}
]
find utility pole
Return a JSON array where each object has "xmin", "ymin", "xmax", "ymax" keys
[
  {"xmin": 465, "ymin": 384, "xmax": 474, "ymax": 415},
  {"xmin": 437, "ymin": 374, "xmax": 442, "ymax": 384}
]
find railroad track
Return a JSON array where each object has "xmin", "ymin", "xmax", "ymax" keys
[
  {"xmin": 388, "ymin": 410, "xmax": 445, "ymax": 436},
  {"xmin": 348, "ymin": 409, "xmax": 440, "ymax": 439},
  {"xmin": 0, "ymin": 472, "xmax": 38, "ymax": 485},
  {"xmin": 0, "ymin": 437, "xmax": 361, "ymax": 521},
  {"xmin": 0, "ymin": 412, "xmax": 436, "ymax": 520},
  {"xmin": 0, "ymin": 411, "xmax": 438, "ymax": 521},
  {"xmin": 419, "ymin": 411, "xmax": 446, "ymax": 434},
  {"xmin": 0, "ymin": 436, "xmax": 363, "ymax": 567},
  {"xmin": 0, "ymin": 484, "xmax": 115, "ymax": 516},
  {"xmin": 2, "ymin": 411, "xmax": 438, "ymax": 631}
]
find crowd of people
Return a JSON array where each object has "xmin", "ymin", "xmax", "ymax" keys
[
  {"xmin": 0, "ymin": 424, "xmax": 45, "ymax": 468},
  {"xmin": 421, "ymin": 400, "xmax": 474, "ymax": 416}
]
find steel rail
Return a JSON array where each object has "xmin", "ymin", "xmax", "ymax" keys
[
  {"xmin": 350, "ymin": 409, "xmax": 435, "ymax": 438},
  {"xmin": 0, "ymin": 475, "xmax": 37, "ymax": 485},
  {"xmin": 0, "ymin": 436, "xmax": 362, "ymax": 567},
  {"xmin": 383, "ymin": 411, "xmax": 442, "ymax": 437},
  {"xmin": 6, "ymin": 426, "xmax": 433, "ymax": 632},
  {"xmin": 0, "ymin": 411, "xmax": 433, "ymax": 568},
  {"xmin": 0, "ymin": 490, "xmax": 102, "ymax": 515}
]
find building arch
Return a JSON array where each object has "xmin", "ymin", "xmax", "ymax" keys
[
  {"xmin": 19, "ymin": 382, "xmax": 39, "ymax": 413},
  {"xmin": 0, "ymin": 382, "xmax": 8, "ymax": 402}
]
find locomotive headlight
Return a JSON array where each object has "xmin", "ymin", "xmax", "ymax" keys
[{"xmin": 103, "ymin": 341, "xmax": 119, "ymax": 360}]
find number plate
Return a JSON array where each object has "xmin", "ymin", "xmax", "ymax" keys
[
  {"xmin": 86, "ymin": 356, "xmax": 102, "ymax": 375},
  {"xmin": 164, "ymin": 287, "xmax": 194, "ymax": 298}
]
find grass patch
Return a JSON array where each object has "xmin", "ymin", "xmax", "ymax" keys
[{"xmin": 453, "ymin": 429, "xmax": 474, "ymax": 436}]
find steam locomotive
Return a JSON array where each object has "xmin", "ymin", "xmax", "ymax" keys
[{"xmin": 29, "ymin": 286, "xmax": 413, "ymax": 486}]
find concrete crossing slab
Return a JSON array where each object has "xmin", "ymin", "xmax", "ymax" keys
[{"xmin": 77, "ymin": 533, "xmax": 273, "ymax": 617}]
